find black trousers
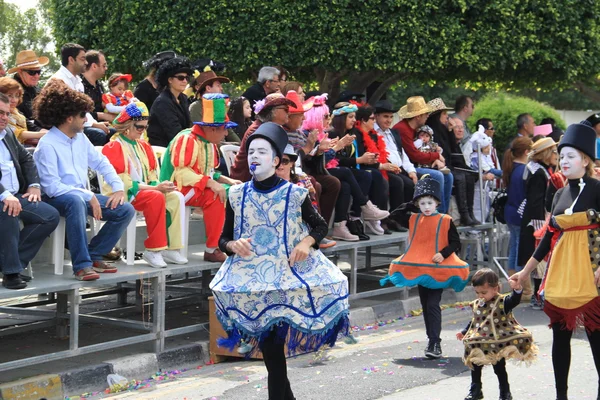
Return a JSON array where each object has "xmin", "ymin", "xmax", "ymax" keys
[
  {"xmin": 418, "ymin": 285, "xmax": 443, "ymax": 344},
  {"xmin": 471, "ymin": 358, "xmax": 509, "ymax": 392},
  {"xmin": 388, "ymin": 172, "xmax": 415, "ymax": 211},
  {"xmin": 328, "ymin": 167, "xmax": 369, "ymax": 221},
  {"xmin": 259, "ymin": 330, "xmax": 295, "ymax": 400},
  {"xmin": 361, "ymin": 167, "xmax": 389, "ymax": 211},
  {"xmin": 552, "ymin": 323, "xmax": 600, "ymax": 397}
]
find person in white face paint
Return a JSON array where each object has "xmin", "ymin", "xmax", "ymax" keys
[
  {"xmin": 511, "ymin": 121, "xmax": 600, "ymax": 400},
  {"xmin": 210, "ymin": 122, "xmax": 351, "ymax": 400},
  {"xmin": 381, "ymin": 175, "xmax": 468, "ymax": 360}
]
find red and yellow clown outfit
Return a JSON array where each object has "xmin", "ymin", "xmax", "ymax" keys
[
  {"xmin": 160, "ymin": 94, "xmax": 237, "ymax": 250},
  {"xmin": 102, "ymin": 102, "xmax": 184, "ymax": 251}
]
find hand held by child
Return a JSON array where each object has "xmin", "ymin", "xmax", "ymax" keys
[
  {"xmin": 508, "ymin": 277, "xmax": 523, "ymax": 291},
  {"xmin": 432, "ymin": 253, "xmax": 444, "ymax": 263}
]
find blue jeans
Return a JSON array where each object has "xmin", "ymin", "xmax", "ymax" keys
[
  {"xmin": 507, "ymin": 223, "xmax": 521, "ymax": 272},
  {"xmin": 45, "ymin": 192, "xmax": 135, "ymax": 272},
  {"xmin": 415, "ymin": 168, "xmax": 454, "ymax": 213},
  {"xmin": 0, "ymin": 197, "xmax": 60, "ymax": 274},
  {"xmin": 83, "ymin": 127, "xmax": 116, "ymax": 146}
]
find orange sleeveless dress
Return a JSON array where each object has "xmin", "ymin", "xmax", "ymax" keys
[{"xmin": 380, "ymin": 213, "xmax": 470, "ymax": 291}]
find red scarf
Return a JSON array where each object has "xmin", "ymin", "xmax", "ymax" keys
[{"xmin": 357, "ymin": 121, "xmax": 389, "ymax": 180}]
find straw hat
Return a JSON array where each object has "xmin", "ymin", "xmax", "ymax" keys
[
  {"xmin": 530, "ymin": 137, "xmax": 556, "ymax": 155},
  {"xmin": 427, "ymin": 97, "xmax": 453, "ymax": 113},
  {"xmin": 398, "ymin": 96, "xmax": 434, "ymax": 119},
  {"xmin": 8, "ymin": 50, "xmax": 49, "ymax": 74}
]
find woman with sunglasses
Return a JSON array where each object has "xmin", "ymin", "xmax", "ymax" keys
[
  {"xmin": 147, "ymin": 57, "xmax": 193, "ymax": 147},
  {"xmin": 0, "ymin": 77, "xmax": 47, "ymax": 145},
  {"xmin": 103, "ymin": 102, "xmax": 188, "ymax": 268}
]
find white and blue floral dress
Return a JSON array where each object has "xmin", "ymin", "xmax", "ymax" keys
[{"xmin": 210, "ymin": 180, "xmax": 350, "ymax": 353}]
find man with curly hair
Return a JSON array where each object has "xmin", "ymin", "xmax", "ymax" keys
[
  {"xmin": 0, "ymin": 93, "xmax": 60, "ymax": 289},
  {"xmin": 33, "ymin": 80, "xmax": 135, "ymax": 280}
]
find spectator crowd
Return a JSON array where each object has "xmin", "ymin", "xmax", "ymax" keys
[{"xmin": 0, "ymin": 44, "xmax": 594, "ymax": 292}]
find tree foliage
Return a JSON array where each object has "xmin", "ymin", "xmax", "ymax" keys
[
  {"xmin": 0, "ymin": 2, "xmax": 59, "ymax": 77},
  {"xmin": 47, "ymin": 0, "xmax": 600, "ymax": 101},
  {"xmin": 468, "ymin": 93, "xmax": 566, "ymax": 153}
]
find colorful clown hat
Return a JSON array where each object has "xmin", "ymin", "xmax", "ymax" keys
[
  {"xmin": 113, "ymin": 102, "xmax": 149, "ymax": 125},
  {"xmin": 194, "ymin": 93, "xmax": 237, "ymax": 129}
]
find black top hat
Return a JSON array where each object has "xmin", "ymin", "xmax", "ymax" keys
[
  {"xmin": 375, "ymin": 99, "xmax": 395, "ymax": 114},
  {"xmin": 246, "ymin": 122, "xmax": 288, "ymax": 161},
  {"xmin": 337, "ymin": 90, "xmax": 365, "ymax": 104},
  {"xmin": 413, "ymin": 175, "xmax": 442, "ymax": 204},
  {"xmin": 558, "ymin": 120, "xmax": 597, "ymax": 161}
]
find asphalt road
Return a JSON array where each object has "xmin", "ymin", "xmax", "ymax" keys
[{"xmin": 98, "ymin": 304, "xmax": 598, "ymax": 400}]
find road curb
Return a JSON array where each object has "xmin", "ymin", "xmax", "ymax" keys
[
  {"xmin": 2, "ymin": 283, "xmax": 511, "ymax": 398},
  {"xmin": 0, "ymin": 374, "xmax": 63, "ymax": 400}
]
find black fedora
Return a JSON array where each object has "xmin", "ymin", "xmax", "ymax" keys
[{"xmin": 375, "ymin": 100, "xmax": 396, "ymax": 114}]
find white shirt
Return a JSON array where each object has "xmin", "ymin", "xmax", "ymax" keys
[
  {"xmin": 375, "ymin": 123, "xmax": 416, "ymax": 174},
  {"xmin": 48, "ymin": 66, "xmax": 96, "ymax": 127}
]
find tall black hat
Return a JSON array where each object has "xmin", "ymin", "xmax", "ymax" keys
[
  {"xmin": 374, "ymin": 99, "xmax": 395, "ymax": 114},
  {"xmin": 246, "ymin": 122, "xmax": 288, "ymax": 162},
  {"xmin": 413, "ymin": 175, "xmax": 442, "ymax": 203},
  {"xmin": 558, "ymin": 120, "xmax": 597, "ymax": 161},
  {"xmin": 336, "ymin": 90, "xmax": 365, "ymax": 104}
]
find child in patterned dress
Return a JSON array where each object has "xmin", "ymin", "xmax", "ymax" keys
[{"xmin": 458, "ymin": 268, "xmax": 537, "ymax": 400}]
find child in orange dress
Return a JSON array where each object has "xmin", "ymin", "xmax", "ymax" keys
[{"xmin": 381, "ymin": 175, "xmax": 469, "ymax": 359}]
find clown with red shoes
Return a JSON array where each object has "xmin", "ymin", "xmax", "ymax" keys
[
  {"xmin": 102, "ymin": 102, "xmax": 187, "ymax": 268},
  {"xmin": 160, "ymin": 94, "xmax": 241, "ymax": 262}
]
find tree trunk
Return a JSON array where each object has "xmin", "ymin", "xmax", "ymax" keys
[
  {"xmin": 345, "ymin": 70, "xmax": 384, "ymax": 94},
  {"xmin": 367, "ymin": 73, "xmax": 406, "ymax": 105},
  {"xmin": 574, "ymin": 81, "xmax": 600, "ymax": 103}
]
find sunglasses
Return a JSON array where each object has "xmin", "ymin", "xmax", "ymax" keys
[
  {"xmin": 25, "ymin": 70, "xmax": 42, "ymax": 76},
  {"xmin": 281, "ymin": 158, "xmax": 292, "ymax": 165},
  {"xmin": 79, "ymin": 111, "xmax": 87, "ymax": 118},
  {"xmin": 487, "ymin": 126, "xmax": 496, "ymax": 130},
  {"xmin": 172, "ymin": 74, "xmax": 189, "ymax": 81},
  {"xmin": 133, "ymin": 123, "xmax": 147, "ymax": 132}
]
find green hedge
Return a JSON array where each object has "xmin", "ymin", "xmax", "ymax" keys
[{"xmin": 467, "ymin": 93, "xmax": 566, "ymax": 153}]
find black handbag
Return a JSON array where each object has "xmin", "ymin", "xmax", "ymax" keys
[{"xmin": 491, "ymin": 188, "xmax": 508, "ymax": 224}]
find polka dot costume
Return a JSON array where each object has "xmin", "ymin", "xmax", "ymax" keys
[{"xmin": 463, "ymin": 294, "xmax": 537, "ymax": 369}]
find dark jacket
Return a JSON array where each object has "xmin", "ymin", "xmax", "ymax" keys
[
  {"xmin": 134, "ymin": 79, "xmax": 160, "ymax": 111},
  {"xmin": 13, "ymin": 74, "xmax": 43, "ymax": 132},
  {"xmin": 0, "ymin": 127, "xmax": 40, "ymax": 195},
  {"xmin": 147, "ymin": 90, "xmax": 192, "ymax": 147},
  {"xmin": 81, "ymin": 75, "xmax": 105, "ymax": 119},
  {"xmin": 241, "ymin": 82, "xmax": 266, "ymax": 119}
]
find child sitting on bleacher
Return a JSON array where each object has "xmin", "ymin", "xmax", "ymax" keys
[
  {"xmin": 470, "ymin": 126, "xmax": 502, "ymax": 178},
  {"xmin": 102, "ymin": 73, "xmax": 136, "ymax": 116},
  {"xmin": 414, "ymin": 125, "xmax": 450, "ymax": 174}
]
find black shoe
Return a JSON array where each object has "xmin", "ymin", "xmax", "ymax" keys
[
  {"xmin": 347, "ymin": 219, "xmax": 370, "ymax": 241},
  {"xmin": 468, "ymin": 210, "xmax": 482, "ymax": 225},
  {"xmin": 460, "ymin": 213, "xmax": 479, "ymax": 227},
  {"xmin": 500, "ymin": 391, "xmax": 513, "ymax": 400},
  {"xmin": 465, "ymin": 383, "xmax": 484, "ymax": 400},
  {"xmin": 383, "ymin": 227, "xmax": 393, "ymax": 235},
  {"xmin": 2, "ymin": 274, "xmax": 27, "ymax": 290},
  {"xmin": 424, "ymin": 341, "xmax": 442, "ymax": 359},
  {"xmin": 19, "ymin": 274, "xmax": 32, "ymax": 282}
]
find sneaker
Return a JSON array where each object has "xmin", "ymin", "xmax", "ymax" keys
[
  {"xmin": 343, "ymin": 333, "xmax": 359, "ymax": 344},
  {"xmin": 143, "ymin": 251, "xmax": 167, "ymax": 268},
  {"xmin": 364, "ymin": 220, "xmax": 385, "ymax": 235},
  {"xmin": 75, "ymin": 267, "xmax": 100, "ymax": 281},
  {"xmin": 238, "ymin": 341, "xmax": 254, "ymax": 354},
  {"xmin": 319, "ymin": 237, "xmax": 337, "ymax": 249},
  {"xmin": 464, "ymin": 383, "xmax": 484, "ymax": 400},
  {"xmin": 161, "ymin": 250, "xmax": 188, "ymax": 264},
  {"xmin": 360, "ymin": 201, "xmax": 390, "ymax": 221},
  {"xmin": 439, "ymin": 166, "xmax": 451, "ymax": 175},
  {"xmin": 332, "ymin": 221, "xmax": 359, "ymax": 241},
  {"xmin": 424, "ymin": 341, "xmax": 442, "ymax": 359},
  {"xmin": 530, "ymin": 296, "xmax": 541, "ymax": 310},
  {"xmin": 204, "ymin": 248, "xmax": 227, "ymax": 263},
  {"xmin": 2, "ymin": 274, "xmax": 27, "ymax": 290},
  {"xmin": 92, "ymin": 260, "xmax": 118, "ymax": 273}
]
